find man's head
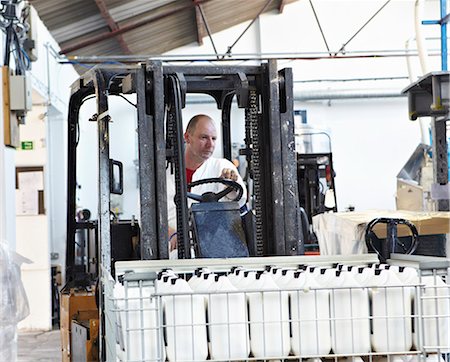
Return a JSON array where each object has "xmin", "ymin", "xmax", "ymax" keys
[{"xmin": 184, "ymin": 114, "xmax": 217, "ymax": 167}]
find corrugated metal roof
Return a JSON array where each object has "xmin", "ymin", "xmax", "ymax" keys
[{"xmin": 30, "ymin": 0, "xmax": 297, "ymax": 60}]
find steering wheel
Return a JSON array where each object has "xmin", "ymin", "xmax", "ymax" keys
[{"xmin": 187, "ymin": 177, "xmax": 243, "ymax": 203}]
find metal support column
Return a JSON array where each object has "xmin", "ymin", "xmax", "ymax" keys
[
  {"xmin": 93, "ymin": 69, "xmax": 112, "ymax": 361},
  {"xmin": 441, "ymin": 0, "xmax": 448, "ymax": 70},
  {"xmin": 431, "ymin": 117, "xmax": 449, "ymax": 210},
  {"xmin": 265, "ymin": 59, "xmax": 286, "ymax": 255},
  {"xmin": 149, "ymin": 61, "xmax": 169, "ymax": 259},
  {"xmin": 420, "ymin": 1, "xmax": 450, "ymax": 210},
  {"xmin": 65, "ymin": 87, "xmax": 92, "ymax": 282},
  {"xmin": 222, "ymin": 94, "xmax": 233, "ymax": 161},
  {"xmin": 422, "ymin": 0, "xmax": 449, "ymax": 70},
  {"xmin": 137, "ymin": 65, "xmax": 157, "ymax": 259},
  {"xmin": 278, "ymin": 67, "xmax": 304, "ymax": 255}
]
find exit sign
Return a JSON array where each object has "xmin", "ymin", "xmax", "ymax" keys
[{"xmin": 21, "ymin": 141, "xmax": 33, "ymax": 150}]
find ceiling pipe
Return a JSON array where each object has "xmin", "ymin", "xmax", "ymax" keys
[
  {"xmin": 293, "ymin": 88, "xmax": 405, "ymax": 101},
  {"xmin": 63, "ymin": 49, "xmax": 443, "ymax": 64},
  {"xmin": 185, "ymin": 88, "xmax": 405, "ymax": 104},
  {"xmin": 405, "ymin": 38, "xmax": 415, "ymax": 82}
]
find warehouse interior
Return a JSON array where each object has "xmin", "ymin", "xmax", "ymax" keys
[{"xmin": 1, "ymin": 0, "xmax": 450, "ymax": 361}]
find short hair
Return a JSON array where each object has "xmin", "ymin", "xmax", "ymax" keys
[{"xmin": 185, "ymin": 114, "xmax": 213, "ymax": 134}]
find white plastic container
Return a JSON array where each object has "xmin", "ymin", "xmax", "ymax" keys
[
  {"xmin": 246, "ymin": 271, "xmax": 290, "ymax": 359},
  {"xmin": 189, "ymin": 272, "xmax": 216, "ymax": 310},
  {"xmin": 328, "ymin": 270, "xmax": 371, "ymax": 354},
  {"xmin": 234, "ymin": 270, "xmax": 258, "ymax": 290},
  {"xmin": 190, "ymin": 272, "xmax": 215, "ymax": 292},
  {"xmin": 272, "ymin": 268, "xmax": 296, "ymax": 289},
  {"xmin": 371, "ymin": 268, "xmax": 413, "ymax": 352},
  {"xmin": 207, "ymin": 275, "xmax": 250, "ymax": 360},
  {"xmin": 382, "ymin": 266, "xmax": 419, "ymax": 350},
  {"xmin": 391, "ymin": 266, "xmax": 418, "ymax": 284},
  {"xmin": 388, "ymin": 265, "xmax": 418, "ymax": 300},
  {"xmin": 187, "ymin": 267, "xmax": 211, "ymax": 290},
  {"xmin": 426, "ymin": 354, "xmax": 446, "ymax": 362},
  {"xmin": 228, "ymin": 267, "xmax": 247, "ymax": 288},
  {"xmin": 419, "ymin": 274, "xmax": 450, "ymax": 352},
  {"xmin": 389, "ymin": 266, "xmax": 418, "ymax": 312},
  {"xmin": 315, "ymin": 267, "xmax": 339, "ymax": 287},
  {"xmin": 352, "ymin": 266, "xmax": 375, "ymax": 286},
  {"xmin": 267, "ymin": 266, "xmax": 283, "ymax": 283},
  {"xmin": 113, "ymin": 280, "xmax": 163, "ymax": 362},
  {"xmin": 288, "ymin": 270, "xmax": 332, "ymax": 356},
  {"xmin": 164, "ymin": 278, "xmax": 208, "ymax": 361}
]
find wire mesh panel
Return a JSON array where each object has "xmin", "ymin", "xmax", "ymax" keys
[
  {"xmin": 103, "ymin": 254, "xmax": 450, "ymax": 362},
  {"xmin": 417, "ymin": 268, "xmax": 450, "ymax": 355},
  {"xmin": 104, "ymin": 269, "xmax": 165, "ymax": 362}
]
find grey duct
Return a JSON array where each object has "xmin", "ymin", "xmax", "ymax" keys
[{"xmin": 186, "ymin": 88, "xmax": 405, "ymax": 104}]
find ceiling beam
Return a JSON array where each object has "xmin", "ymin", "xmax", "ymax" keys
[
  {"xmin": 94, "ymin": 0, "xmax": 131, "ymax": 54},
  {"xmin": 278, "ymin": 0, "xmax": 287, "ymax": 13},
  {"xmin": 51, "ymin": 0, "xmax": 179, "ymax": 43},
  {"xmin": 194, "ymin": 4, "xmax": 206, "ymax": 45},
  {"xmin": 60, "ymin": 0, "xmax": 213, "ymax": 55}
]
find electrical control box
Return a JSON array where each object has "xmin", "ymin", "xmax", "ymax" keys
[{"xmin": 9, "ymin": 74, "xmax": 32, "ymax": 112}]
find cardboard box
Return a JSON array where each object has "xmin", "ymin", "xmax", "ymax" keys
[
  {"xmin": 60, "ymin": 290, "xmax": 97, "ymax": 361},
  {"xmin": 313, "ymin": 210, "xmax": 450, "ymax": 255},
  {"xmin": 396, "ymin": 179, "xmax": 424, "ymax": 211}
]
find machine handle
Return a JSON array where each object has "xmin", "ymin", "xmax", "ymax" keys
[{"xmin": 365, "ymin": 217, "xmax": 419, "ymax": 262}]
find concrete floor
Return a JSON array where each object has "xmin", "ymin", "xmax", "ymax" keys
[{"xmin": 17, "ymin": 329, "xmax": 61, "ymax": 362}]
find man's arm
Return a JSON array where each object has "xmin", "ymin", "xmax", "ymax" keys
[
  {"xmin": 166, "ymin": 170, "xmax": 178, "ymax": 251},
  {"xmin": 168, "ymin": 226, "xmax": 177, "ymax": 251},
  {"xmin": 219, "ymin": 161, "xmax": 247, "ymax": 207}
]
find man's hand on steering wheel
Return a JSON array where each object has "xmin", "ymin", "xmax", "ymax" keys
[{"xmin": 220, "ymin": 168, "xmax": 238, "ymax": 181}]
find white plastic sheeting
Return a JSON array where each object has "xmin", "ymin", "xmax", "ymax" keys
[{"xmin": 0, "ymin": 242, "xmax": 30, "ymax": 361}]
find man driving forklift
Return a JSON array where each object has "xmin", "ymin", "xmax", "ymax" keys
[{"xmin": 167, "ymin": 114, "xmax": 248, "ymax": 253}]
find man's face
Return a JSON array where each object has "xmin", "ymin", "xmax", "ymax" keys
[{"xmin": 185, "ymin": 117, "xmax": 217, "ymax": 162}]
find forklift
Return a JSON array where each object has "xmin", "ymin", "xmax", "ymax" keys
[{"xmin": 61, "ymin": 60, "xmax": 305, "ymax": 361}]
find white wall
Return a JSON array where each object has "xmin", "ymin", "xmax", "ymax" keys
[
  {"xmin": 13, "ymin": 7, "xmax": 79, "ymax": 331},
  {"xmin": 30, "ymin": 9, "xmax": 79, "ymax": 283},
  {"xmin": 15, "ymin": 104, "xmax": 50, "ymax": 330},
  {"xmin": 16, "ymin": 216, "xmax": 51, "ymax": 330},
  {"xmin": 296, "ymin": 98, "xmax": 423, "ymax": 211}
]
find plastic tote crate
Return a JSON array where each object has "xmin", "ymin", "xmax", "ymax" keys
[{"xmin": 103, "ymin": 254, "xmax": 450, "ymax": 362}]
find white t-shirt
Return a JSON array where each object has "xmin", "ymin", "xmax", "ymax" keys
[{"xmin": 167, "ymin": 157, "xmax": 247, "ymax": 229}]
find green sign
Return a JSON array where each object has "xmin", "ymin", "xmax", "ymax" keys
[{"xmin": 21, "ymin": 141, "xmax": 33, "ymax": 150}]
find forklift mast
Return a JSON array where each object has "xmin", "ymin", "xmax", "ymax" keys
[{"xmin": 65, "ymin": 59, "xmax": 306, "ymax": 289}]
